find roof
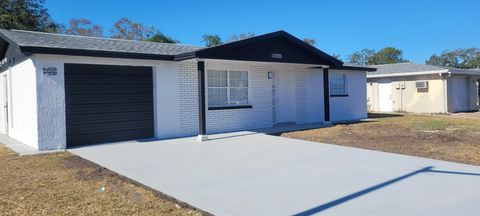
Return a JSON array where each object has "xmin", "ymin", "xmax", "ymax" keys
[
  {"xmin": 368, "ymin": 62, "xmax": 480, "ymax": 77},
  {"xmin": 0, "ymin": 29, "xmax": 348, "ymax": 67},
  {"xmin": 329, "ymin": 62, "xmax": 377, "ymax": 71},
  {"xmin": 0, "ymin": 29, "xmax": 203, "ymax": 60}
]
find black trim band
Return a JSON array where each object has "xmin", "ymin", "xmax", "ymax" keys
[
  {"xmin": 330, "ymin": 94, "xmax": 349, "ymax": 97},
  {"xmin": 197, "ymin": 61, "xmax": 206, "ymax": 135},
  {"xmin": 20, "ymin": 47, "xmax": 174, "ymax": 61},
  {"xmin": 208, "ymin": 105, "xmax": 253, "ymax": 110},
  {"xmin": 323, "ymin": 68, "xmax": 330, "ymax": 122}
]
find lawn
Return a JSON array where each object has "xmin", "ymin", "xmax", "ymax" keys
[
  {"xmin": 282, "ymin": 113, "xmax": 480, "ymax": 166},
  {"xmin": 0, "ymin": 145, "xmax": 203, "ymax": 216}
]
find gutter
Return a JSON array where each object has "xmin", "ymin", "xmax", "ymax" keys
[{"xmin": 367, "ymin": 69, "xmax": 449, "ymax": 78}]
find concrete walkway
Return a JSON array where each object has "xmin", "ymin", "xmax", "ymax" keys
[{"xmin": 70, "ymin": 132, "xmax": 480, "ymax": 216}]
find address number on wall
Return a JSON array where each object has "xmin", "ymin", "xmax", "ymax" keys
[
  {"xmin": 42, "ymin": 66, "xmax": 58, "ymax": 76},
  {"xmin": 271, "ymin": 53, "xmax": 283, "ymax": 59}
]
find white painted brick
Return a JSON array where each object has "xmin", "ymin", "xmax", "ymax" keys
[{"xmin": 178, "ymin": 60, "xmax": 315, "ymax": 135}]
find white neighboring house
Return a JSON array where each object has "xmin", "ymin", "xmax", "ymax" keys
[
  {"xmin": 0, "ymin": 29, "xmax": 375, "ymax": 150},
  {"xmin": 367, "ymin": 62, "xmax": 480, "ymax": 113}
]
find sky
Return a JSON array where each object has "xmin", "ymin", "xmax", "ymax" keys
[{"xmin": 45, "ymin": 0, "xmax": 479, "ymax": 63}]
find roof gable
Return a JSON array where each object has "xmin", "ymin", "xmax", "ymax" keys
[{"xmin": 176, "ymin": 31, "xmax": 343, "ymax": 66}]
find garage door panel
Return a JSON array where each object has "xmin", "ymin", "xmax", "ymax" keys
[
  {"xmin": 66, "ymin": 103, "xmax": 153, "ymax": 115},
  {"xmin": 65, "ymin": 94, "xmax": 153, "ymax": 104},
  {"xmin": 67, "ymin": 119, "xmax": 154, "ymax": 135},
  {"xmin": 67, "ymin": 84, "xmax": 152, "ymax": 94},
  {"xmin": 66, "ymin": 111, "xmax": 153, "ymax": 126},
  {"xmin": 65, "ymin": 74, "xmax": 152, "ymax": 85},
  {"xmin": 67, "ymin": 130, "xmax": 153, "ymax": 146},
  {"xmin": 65, "ymin": 64, "xmax": 154, "ymax": 147}
]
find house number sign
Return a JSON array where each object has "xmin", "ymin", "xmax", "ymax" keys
[
  {"xmin": 271, "ymin": 53, "xmax": 283, "ymax": 59},
  {"xmin": 43, "ymin": 66, "xmax": 58, "ymax": 76}
]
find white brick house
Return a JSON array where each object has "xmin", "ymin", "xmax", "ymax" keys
[{"xmin": 0, "ymin": 29, "xmax": 375, "ymax": 150}]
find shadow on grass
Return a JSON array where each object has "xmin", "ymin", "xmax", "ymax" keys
[
  {"xmin": 368, "ymin": 112, "xmax": 404, "ymax": 119},
  {"xmin": 294, "ymin": 166, "xmax": 480, "ymax": 216}
]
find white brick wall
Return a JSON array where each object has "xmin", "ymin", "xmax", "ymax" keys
[
  {"xmin": 178, "ymin": 60, "xmax": 318, "ymax": 136},
  {"xmin": 178, "ymin": 60, "xmax": 199, "ymax": 136}
]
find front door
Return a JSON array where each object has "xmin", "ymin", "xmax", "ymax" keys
[
  {"xmin": 274, "ymin": 71, "xmax": 295, "ymax": 124},
  {"xmin": 378, "ymin": 81, "xmax": 393, "ymax": 112}
]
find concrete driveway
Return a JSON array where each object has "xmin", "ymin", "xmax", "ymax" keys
[{"xmin": 69, "ymin": 132, "xmax": 480, "ymax": 216}]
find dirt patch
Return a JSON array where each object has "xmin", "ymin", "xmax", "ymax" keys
[
  {"xmin": 282, "ymin": 114, "xmax": 480, "ymax": 166},
  {"xmin": 0, "ymin": 148, "xmax": 205, "ymax": 215}
]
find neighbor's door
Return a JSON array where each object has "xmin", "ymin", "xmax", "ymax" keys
[
  {"xmin": 378, "ymin": 81, "xmax": 393, "ymax": 112},
  {"xmin": 0, "ymin": 75, "xmax": 8, "ymax": 134},
  {"xmin": 274, "ymin": 71, "xmax": 295, "ymax": 124}
]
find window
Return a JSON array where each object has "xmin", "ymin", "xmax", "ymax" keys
[
  {"xmin": 208, "ymin": 70, "xmax": 248, "ymax": 107},
  {"xmin": 329, "ymin": 73, "xmax": 348, "ymax": 95}
]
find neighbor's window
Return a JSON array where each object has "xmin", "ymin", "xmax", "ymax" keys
[
  {"xmin": 329, "ymin": 73, "xmax": 348, "ymax": 95},
  {"xmin": 207, "ymin": 70, "xmax": 248, "ymax": 107}
]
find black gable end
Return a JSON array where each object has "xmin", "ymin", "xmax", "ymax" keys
[
  {"xmin": 176, "ymin": 31, "xmax": 343, "ymax": 66},
  {"xmin": 198, "ymin": 36, "xmax": 331, "ymax": 65}
]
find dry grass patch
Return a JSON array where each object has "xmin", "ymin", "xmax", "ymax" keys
[
  {"xmin": 0, "ymin": 146, "xmax": 203, "ymax": 216},
  {"xmin": 282, "ymin": 113, "xmax": 480, "ymax": 166}
]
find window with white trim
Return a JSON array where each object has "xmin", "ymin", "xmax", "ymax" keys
[
  {"xmin": 207, "ymin": 70, "xmax": 248, "ymax": 107},
  {"xmin": 329, "ymin": 73, "xmax": 348, "ymax": 95}
]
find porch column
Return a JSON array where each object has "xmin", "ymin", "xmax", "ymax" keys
[
  {"xmin": 197, "ymin": 61, "xmax": 208, "ymax": 141},
  {"xmin": 323, "ymin": 68, "xmax": 331, "ymax": 123}
]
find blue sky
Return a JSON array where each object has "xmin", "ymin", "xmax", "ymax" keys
[{"xmin": 45, "ymin": 0, "xmax": 479, "ymax": 63}]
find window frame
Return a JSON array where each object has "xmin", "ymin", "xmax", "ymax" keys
[
  {"xmin": 207, "ymin": 70, "xmax": 250, "ymax": 109},
  {"xmin": 329, "ymin": 72, "xmax": 348, "ymax": 97}
]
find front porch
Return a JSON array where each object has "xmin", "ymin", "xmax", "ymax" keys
[{"xmin": 179, "ymin": 31, "xmax": 343, "ymax": 140}]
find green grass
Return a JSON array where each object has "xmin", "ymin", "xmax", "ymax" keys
[{"xmin": 411, "ymin": 119, "xmax": 451, "ymax": 130}]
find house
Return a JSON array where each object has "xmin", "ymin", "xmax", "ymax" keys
[
  {"xmin": 0, "ymin": 29, "xmax": 375, "ymax": 150},
  {"xmin": 367, "ymin": 62, "xmax": 480, "ymax": 113}
]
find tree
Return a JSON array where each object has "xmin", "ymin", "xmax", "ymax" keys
[
  {"xmin": 347, "ymin": 49, "xmax": 375, "ymax": 65},
  {"xmin": 61, "ymin": 18, "xmax": 103, "ymax": 37},
  {"xmin": 0, "ymin": 0, "xmax": 59, "ymax": 32},
  {"xmin": 202, "ymin": 34, "xmax": 222, "ymax": 47},
  {"xmin": 368, "ymin": 47, "xmax": 407, "ymax": 65},
  {"xmin": 109, "ymin": 18, "xmax": 156, "ymax": 40},
  {"xmin": 229, "ymin": 32, "xmax": 255, "ymax": 42},
  {"xmin": 426, "ymin": 48, "xmax": 480, "ymax": 69},
  {"xmin": 303, "ymin": 38, "xmax": 316, "ymax": 46},
  {"xmin": 347, "ymin": 47, "xmax": 407, "ymax": 65},
  {"xmin": 331, "ymin": 53, "xmax": 341, "ymax": 60},
  {"xmin": 147, "ymin": 32, "xmax": 178, "ymax": 43}
]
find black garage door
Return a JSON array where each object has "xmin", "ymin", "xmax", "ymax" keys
[{"xmin": 65, "ymin": 64, "xmax": 154, "ymax": 147}]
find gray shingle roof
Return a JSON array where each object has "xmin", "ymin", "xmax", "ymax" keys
[
  {"xmin": 0, "ymin": 29, "xmax": 203, "ymax": 56},
  {"xmin": 369, "ymin": 62, "xmax": 480, "ymax": 76}
]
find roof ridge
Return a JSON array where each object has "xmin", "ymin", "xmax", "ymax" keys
[
  {"xmin": 372, "ymin": 62, "xmax": 413, "ymax": 66},
  {"xmin": 8, "ymin": 29, "xmax": 202, "ymax": 48}
]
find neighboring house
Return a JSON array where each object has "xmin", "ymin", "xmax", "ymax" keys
[
  {"xmin": 0, "ymin": 29, "xmax": 374, "ymax": 150},
  {"xmin": 367, "ymin": 62, "xmax": 480, "ymax": 113}
]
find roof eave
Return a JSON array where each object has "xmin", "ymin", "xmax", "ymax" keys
[
  {"xmin": 367, "ymin": 69, "xmax": 449, "ymax": 78},
  {"xmin": 20, "ymin": 46, "xmax": 175, "ymax": 61},
  {"xmin": 329, "ymin": 65, "xmax": 377, "ymax": 71}
]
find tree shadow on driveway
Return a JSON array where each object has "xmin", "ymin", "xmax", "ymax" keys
[{"xmin": 294, "ymin": 166, "xmax": 480, "ymax": 216}]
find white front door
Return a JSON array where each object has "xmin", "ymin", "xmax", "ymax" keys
[
  {"xmin": 378, "ymin": 81, "xmax": 393, "ymax": 112},
  {"xmin": 274, "ymin": 71, "xmax": 295, "ymax": 124},
  {"xmin": 0, "ymin": 75, "xmax": 8, "ymax": 134}
]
